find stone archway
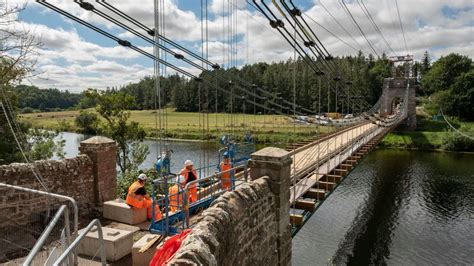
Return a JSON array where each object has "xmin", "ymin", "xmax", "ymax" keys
[{"xmin": 379, "ymin": 78, "xmax": 418, "ymax": 130}]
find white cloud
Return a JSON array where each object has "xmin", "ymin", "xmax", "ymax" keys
[{"xmin": 4, "ymin": 0, "xmax": 472, "ymax": 92}]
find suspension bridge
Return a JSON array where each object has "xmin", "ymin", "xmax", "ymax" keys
[{"xmin": 0, "ymin": 0, "xmax": 421, "ymax": 264}]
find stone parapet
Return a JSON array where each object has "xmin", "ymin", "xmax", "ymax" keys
[
  {"xmin": 79, "ymin": 136, "xmax": 117, "ymax": 204},
  {"xmin": 169, "ymin": 177, "xmax": 277, "ymax": 265},
  {"xmin": 0, "ymin": 155, "xmax": 94, "ymax": 228}
]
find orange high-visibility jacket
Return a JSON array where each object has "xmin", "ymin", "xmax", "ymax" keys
[
  {"xmin": 168, "ymin": 184, "xmax": 182, "ymax": 212},
  {"xmin": 220, "ymin": 161, "xmax": 232, "ymax": 190},
  {"xmin": 125, "ymin": 181, "xmax": 145, "ymax": 208},
  {"xmin": 179, "ymin": 168, "xmax": 198, "ymax": 202}
]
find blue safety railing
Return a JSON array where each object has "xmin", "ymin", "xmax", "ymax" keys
[{"xmin": 149, "ymin": 162, "xmax": 249, "ymax": 236}]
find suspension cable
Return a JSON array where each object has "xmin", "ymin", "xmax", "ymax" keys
[
  {"xmin": 339, "ymin": 0, "xmax": 380, "ymax": 56},
  {"xmin": 358, "ymin": 0, "xmax": 395, "ymax": 55},
  {"xmin": 394, "ymin": 0, "xmax": 409, "ymax": 54},
  {"xmin": 318, "ymin": 0, "xmax": 368, "ymax": 54},
  {"xmin": 99, "ymin": 0, "xmax": 314, "ymax": 115}
]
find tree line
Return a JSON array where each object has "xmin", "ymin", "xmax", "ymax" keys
[{"xmin": 10, "ymin": 52, "xmax": 473, "ymax": 121}]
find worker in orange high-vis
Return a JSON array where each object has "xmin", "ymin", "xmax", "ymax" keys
[
  {"xmin": 168, "ymin": 175, "xmax": 185, "ymax": 212},
  {"xmin": 179, "ymin": 160, "xmax": 198, "ymax": 203},
  {"xmin": 219, "ymin": 152, "xmax": 233, "ymax": 191},
  {"xmin": 125, "ymin": 173, "xmax": 162, "ymax": 220}
]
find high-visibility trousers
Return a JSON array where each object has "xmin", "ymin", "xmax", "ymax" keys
[
  {"xmin": 222, "ymin": 177, "xmax": 232, "ymax": 191},
  {"xmin": 169, "ymin": 185, "xmax": 182, "ymax": 212},
  {"xmin": 143, "ymin": 198, "xmax": 162, "ymax": 220},
  {"xmin": 189, "ymin": 187, "xmax": 198, "ymax": 203}
]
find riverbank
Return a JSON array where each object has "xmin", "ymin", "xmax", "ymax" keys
[
  {"xmin": 20, "ymin": 110, "xmax": 474, "ymax": 152},
  {"xmin": 380, "ymin": 115, "xmax": 474, "ymax": 152},
  {"xmin": 19, "ymin": 109, "xmax": 333, "ymax": 144}
]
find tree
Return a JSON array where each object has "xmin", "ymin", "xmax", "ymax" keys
[
  {"xmin": 28, "ymin": 128, "xmax": 65, "ymax": 160},
  {"xmin": 0, "ymin": 3, "xmax": 38, "ymax": 85},
  {"xmin": 75, "ymin": 110, "xmax": 100, "ymax": 135},
  {"xmin": 421, "ymin": 50, "xmax": 431, "ymax": 75},
  {"xmin": 0, "ymin": 90, "xmax": 28, "ymax": 164},
  {"xmin": 14, "ymin": 85, "xmax": 82, "ymax": 111},
  {"xmin": 421, "ymin": 53, "xmax": 473, "ymax": 120},
  {"xmin": 1, "ymin": 3, "xmax": 38, "ymax": 164},
  {"xmin": 422, "ymin": 53, "xmax": 472, "ymax": 94},
  {"xmin": 85, "ymin": 90, "xmax": 148, "ymax": 172},
  {"xmin": 449, "ymin": 69, "xmax": 474, "ymax": 120}
]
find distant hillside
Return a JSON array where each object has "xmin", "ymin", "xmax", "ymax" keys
[{"xmin": 13, "ymin": 85, "xmax": 82, "ymax": 112}]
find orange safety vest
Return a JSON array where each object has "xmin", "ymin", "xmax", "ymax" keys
[
  {"xmin": 168, "ymin": 184, "xmax": 182, "ymax": 212},
  {"xmin": 125, "ymin": 181, "xmax": 146, "ymax": 208},
  {"xmin": 179, "ymin": 168, "xmax": 198, "ymax": 202},
  {"xmin": 220, "ymin": 161, "xmax": 232, "ymax": 190}
]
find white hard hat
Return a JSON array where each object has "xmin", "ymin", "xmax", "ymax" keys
[
  {"xmin": 184, "ymin": 160, "xmax": 194, "ymax": 167},
  {"xmin": 138, "ymin": 173, "xmax": 147, "ymax": 181},
  {"xmin": 176, "ymin": 175, "xmax": 186, "ymax": 185}
]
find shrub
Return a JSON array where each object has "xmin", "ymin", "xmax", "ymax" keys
[
  {"xmin": 75, "ymin": 110, "xmax": 100, "ymax": 134},
  {"xmin": 442, "ymin": 126, "xmax": 474, "ymax": 151}
]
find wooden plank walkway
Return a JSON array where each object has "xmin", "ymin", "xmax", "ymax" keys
[{"xmin": 289, "ymin": 122, "xmax": 384, "ymax": 204}]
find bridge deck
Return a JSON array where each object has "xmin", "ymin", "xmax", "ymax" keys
[{"xmin": 289, "ymin": 122, "xmax": 383, "ymax": 204}]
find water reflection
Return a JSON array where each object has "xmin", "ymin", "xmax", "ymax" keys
[
  {"xmin": 56, "ymin": 132, "xmax": 220, "ymax": 176},
  {"xmin": 292, "ymin": 149, "xmax": 474, "ymax": 265},
  {"xmin": 332, "ymin": 150, "xmax": 413, "ymax": 264}
]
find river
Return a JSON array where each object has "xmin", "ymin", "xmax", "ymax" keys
[
  {"xmin": 58, "ymin": 132, "xmax": 474, "ymax": 265},
  {"xmin": 57, "ymin": 132, "xmax": 220, "ymax": 174},
  {"xmin": 292, "ymin": 149, "xmax": 474, "ymax": 265}
]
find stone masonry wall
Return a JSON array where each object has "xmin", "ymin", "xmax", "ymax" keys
[
  {"xmin": 0, "ymin": 156, "xmax": 94, "ymax": 228},
  {"xmin": 0, "ymin": 136, "xmax": 117, "ymax": 229},
  {"xmin": 169, "ymin": 177, "xmax": 278, "ymax": 265}
]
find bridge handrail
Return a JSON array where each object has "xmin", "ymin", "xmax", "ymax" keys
[
  {"xmin": 53, "ymin": 219, "xmax": 106, "ymax": 266},
  {"xmin": 23, "ymin": 205, "xmax": 71, "ymax": 266},
  {"xmin": 288, "ymin": 122, "xmax": 367, "ymax": 156},
  {"xmin": 0, "ymin": 183, "xmax": 79, "ymax": 236},
  {"xmin": 291, "ymin": 124, "xmax": 379, "ymax": 183}
]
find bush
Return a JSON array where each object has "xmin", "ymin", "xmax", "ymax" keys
[
  {"xmin": 20, "ymin": 107, "xmax": 35, "ymax": 113},
  {"xmin": 442, "ymin": 126, "xmax": 474, "ymax": 151},
  {"xmin": 75, "ymin": 110, "xmax": 100, "ymax": 134},
  {"xmin": 57, "ymin": 119, "xmax": 73, "ymax": 131}
]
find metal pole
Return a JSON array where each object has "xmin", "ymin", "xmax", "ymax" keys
[
  {"xmin": 2, "ymin": 182, "xmax": 79, "ymax": 264},
  {"xmin": 54, "ymin": 219, "xmax": 106, "ymax": 266},
  {"xmin": 24, "ymin": 205, "xmax": 67, "ymax": 266},
  {"xmin": 184, "ymin": 185, "xmax": 190, "ymax": 228},
  {"xmin": 165, "ymin": 175, "xmax": 169, "ymax": 235}
]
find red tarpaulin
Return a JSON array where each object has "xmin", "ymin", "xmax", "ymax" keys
[{"xmin": 149, "ymin": 229, "xmax": 192, "ymax": 266}]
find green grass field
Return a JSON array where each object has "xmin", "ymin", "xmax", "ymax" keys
[{"xmin": 20, "ymin": 109, "xmax": 334, "ymax": 144}]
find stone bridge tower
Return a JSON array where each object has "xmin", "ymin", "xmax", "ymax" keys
[{"xmin": 380, "ymin": 77, "xmax": 418, "ymax": 130}]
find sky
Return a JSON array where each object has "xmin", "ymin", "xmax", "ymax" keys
[{"xmin": 2, "ymin": 0, "xmax": 473, "ymax": 92}]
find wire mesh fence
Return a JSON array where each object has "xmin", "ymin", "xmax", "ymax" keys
[{"xmin": 0, "ymin": 183, "xmax": 77, "ymax": 265}]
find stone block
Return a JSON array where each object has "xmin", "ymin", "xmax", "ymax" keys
[
  {"xmin": 103, "ymin": 200, "xmax": 147, "ymax": 225},
  {"xmin": 77, "ymin": 226, "xmax": 133, "ymax": 262},
  {"xmin": 132, "ymin": 234, "xmax": 159, "ymax": 266}
]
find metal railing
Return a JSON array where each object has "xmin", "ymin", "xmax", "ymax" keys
[
  {"xmin": 0, "ymin": 183, "xmax": 78, "ymax": 235},
  {"xmin": 182, "ymin": 162, "xmax": 249, "ymax": 227},
  {"xmin": 151, "ymin": 161, "xmax": 250, "ymax": 232},
  {"xmin": 23, "ymin": 205, "xmax": 71, "ymax": 266},
  {"xmin": 0, "ymin": 182, "xmax": 79, "ymax": 265},
  {"xmin": 290, "ymin": 123, "xmax": 376, "ymax": 183},
  {"xmin": 53, "ymin": 219, "xmax": 106, "ymax": 266}
]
